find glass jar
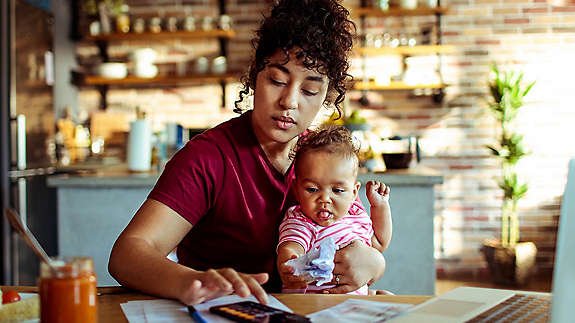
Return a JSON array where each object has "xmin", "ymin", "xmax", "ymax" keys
[
  {"xmin": 115, "ymin": 4, "xmax": 131, "ymax": 33},
  {"xmin": 39, "ymin": 257, "xmax": 98, "ymax": 323}
]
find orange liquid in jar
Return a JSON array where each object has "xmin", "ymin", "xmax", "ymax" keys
[{"xmin": 39, "ymin": 257, "xmax": 98, "ymax": 323}]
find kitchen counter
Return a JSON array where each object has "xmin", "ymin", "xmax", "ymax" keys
[
  {"xmin": 48, "ymin": 164, "xmax": 442, "ymax": 294},
  {"xmin": 47, "ymin": 164, "xmax": 442, "ymax": 187}
]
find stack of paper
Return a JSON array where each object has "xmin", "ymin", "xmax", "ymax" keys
[{"xmin": 120, "ymin": 295, "xmax": 292, "ymax": 323}]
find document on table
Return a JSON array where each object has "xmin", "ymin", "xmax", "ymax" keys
[
  {"xmin": 307, "ymin": 299, "xmax": 413, "ymax": 323},
  {"xmin": 120, "ymin": 294, "xmax": 292, "ymax": 323}
]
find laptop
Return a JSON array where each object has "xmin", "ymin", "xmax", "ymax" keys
[{"xmin": 390, "ymin": 158, "xmax": 575, "ymax": 323}]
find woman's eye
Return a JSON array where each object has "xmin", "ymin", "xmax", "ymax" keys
[
  {"xmin": 270, "ymin": 78, "xmax": 286, "ymax": 86},
  {"xmin": 305, "ymin": 187, "xmax": 318, "ymax": 193},
  {"xmin": 302, "ymin": 89, "xmax": 319, "ymax": 96}
]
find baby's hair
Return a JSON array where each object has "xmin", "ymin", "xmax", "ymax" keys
[
  {"xmin": 234, "ymin": 0, "xmax": 355, "ymax": 118},
  {"xmin": 293, "ymin": 125, "xmax": 360, "ymax": 175}
]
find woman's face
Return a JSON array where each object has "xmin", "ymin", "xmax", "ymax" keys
[{"xmin": 251, "ymin": 49, "xmax": 329, "ymax": 145}]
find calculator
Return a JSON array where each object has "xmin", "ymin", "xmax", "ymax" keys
[{"xmin": 209, "ymin": 301, "xmax": 311, "ymax": 323}]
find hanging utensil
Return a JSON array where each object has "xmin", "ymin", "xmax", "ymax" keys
[{"xmin": 4, "ymin": 208, "xmax": 57, "ymax": 271}]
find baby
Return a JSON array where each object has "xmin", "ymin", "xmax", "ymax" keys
[{"xmin": 277, "ymin": 125, "xmax": 392, "ymax": 295}]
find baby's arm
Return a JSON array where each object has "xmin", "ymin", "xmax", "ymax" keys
[
  {"xmin": 365, "ymin": 180, "xmax": 392, "ymax": 252},
  {"xmin": 277, "ymin": 241, "xmax": 308, "ymax": 289}
]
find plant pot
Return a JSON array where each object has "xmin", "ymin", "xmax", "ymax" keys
[{"xmin": 480, "ymin": 240, "xmax": 537, "ymax": 286}]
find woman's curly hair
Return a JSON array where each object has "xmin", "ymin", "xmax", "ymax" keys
[
  {"xmin": 234, "ymin": 0, "xmax": 355, "ymax": 118},
  {"xmin": 293, "ymin": 125, "xmax": 360, "ymax": 175}
]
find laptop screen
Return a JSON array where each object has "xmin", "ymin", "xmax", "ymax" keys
[{"xmin": 550, "ymin": 158, "xmax": 575, "ymax": 322}]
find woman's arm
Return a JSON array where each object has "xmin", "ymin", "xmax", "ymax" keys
[
  {"xmin": 108, "ymin": 199, "xmax": 269, "ymax": 304},
  {"xmin": 326, "ymin": 240, "xmax": 386, "ymax": 294}
]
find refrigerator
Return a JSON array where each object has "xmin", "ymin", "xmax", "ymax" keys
[{"xmin": 1, "ymin": 0, "xmax": 58, "ymax": 285}]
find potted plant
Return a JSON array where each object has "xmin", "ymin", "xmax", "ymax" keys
[
  {"xmin": 359, "ymin": 146, "xmax": 378, "ymax": 172},
  {"xmin": 480, "ymin": 64, "xmax": 537, "ymax": 286}
]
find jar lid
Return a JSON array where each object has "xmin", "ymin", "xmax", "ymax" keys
[{"xmin": 40, "ymin": 257, "xmax": 94, "ymax": 279}]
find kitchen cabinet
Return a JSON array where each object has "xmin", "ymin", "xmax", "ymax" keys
[
  {"xmin": 352, "ymin": 5, "xmax": 450, "ymax": 101},
  {"xmin": 73, "ymin": 2, "xmax": 236, "ymax": 109}
]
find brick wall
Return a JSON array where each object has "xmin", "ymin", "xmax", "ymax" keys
[{"xmin": 76, "ymin": 0, "xmax": 575, "ymax": 279}]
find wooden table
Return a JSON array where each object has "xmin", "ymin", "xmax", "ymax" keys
[{"xmin": 5, "ymin": 286, "xmax": 431, "ymax": 322}]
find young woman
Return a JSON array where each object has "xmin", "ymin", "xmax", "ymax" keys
[{"xmin": 108, "ymin": 0, "xmax": 386, "ymax": 305}]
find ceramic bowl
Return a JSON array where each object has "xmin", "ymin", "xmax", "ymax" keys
[{"xmin": 97, "ymin": 63, "xmax": 127, "ymax": 79}]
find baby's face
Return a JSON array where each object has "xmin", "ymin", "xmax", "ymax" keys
[{"xmin": 294, "ymin": 151, "xmax": 360, "ymax": 226}]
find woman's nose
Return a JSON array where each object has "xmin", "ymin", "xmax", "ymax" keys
[{"xmin": 279, "ymin": 87, "xmax": 298, "ymax": 110}]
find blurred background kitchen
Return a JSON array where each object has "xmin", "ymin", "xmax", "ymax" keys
[{"xmin": 1, "ymin": 0, "xmax": 575, "ymax": 295}]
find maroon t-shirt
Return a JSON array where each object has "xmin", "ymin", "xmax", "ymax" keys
[{"xmin": 148, "ymin": 111, "xmax": 295, "ymax": 291}]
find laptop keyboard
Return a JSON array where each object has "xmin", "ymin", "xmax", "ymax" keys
[{"xmin": 466, "ymin": 294, "xmax": 552, "ymax": 323}]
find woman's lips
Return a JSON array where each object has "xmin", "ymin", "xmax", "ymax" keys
[{"xmin": 273, "ymin": 116, "xmax": 296, "ymax": 130}]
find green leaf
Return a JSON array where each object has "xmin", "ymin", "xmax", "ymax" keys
[{"xmin": 486, "ymin": 145, "xmax": 501, "ymax": 156}]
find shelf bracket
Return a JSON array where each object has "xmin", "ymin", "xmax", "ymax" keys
[
  {"xmin": 97, "ymin": 85, "xmax": 109, "ymax": 110},
  {"xmin": 220, "ymin": 81, "xmax": 226, "ymax": 109},
  {"xmin": 96, "ymin": 40, "xmax": 109, "ymax": 62}
]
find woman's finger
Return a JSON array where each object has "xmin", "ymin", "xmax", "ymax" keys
[
  {"xmin": 250, "ymin": 273, "xmax": 269, "ymax": 284},
  {"xmin": 323, "ymin": 283, "xmax": 354, "ymax": 294},
  {"xmin": 219, "ymin": 268, "xmax": 250, "ymax": 298},
  {"xmin": 203, "ymin": 269, "xmax": 233, "ymax": 291},
  {"xmin": 243, "ymin": 274, "xmax": 269, "ymax": 304},
  {"xmin": 332, "ymin": 273, "xmax": 344, "ymax": 285}
]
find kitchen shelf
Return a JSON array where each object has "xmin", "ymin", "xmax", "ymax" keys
[
  {"xmin": 77, "ymin": 72, "xmax": 240, "ymax": 87},
  {"xmin": 356, "ymin": 45, "xmax": 454, "ymax": 55},
  {"xmin": 83, "ymin": 30, "xmax": 236, "ymax": 42},
  {"xmin": 75, "ymin": 0, "xmax": 234, "ymax": 109},
  {"xmin": 352, "ymin": 6, "xmax": 449, "ymax": 17},
  {"xmin": 352, "ymin": 4, "xmax": 449, "ymax": 104},
  {"xmin": 353, "ymin": 81, "xmax": 447, "ymax": 91}
]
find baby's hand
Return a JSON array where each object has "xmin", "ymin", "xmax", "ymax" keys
[
  {"xmin": 366, "ymin": 180, "xmax": 390, "ymax": 207},
  {"xmin": 278, "ymin": 257, "xmax": 308, "ymax": 290}
]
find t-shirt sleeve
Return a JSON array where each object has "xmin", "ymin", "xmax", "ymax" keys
[
  {"xmin": 148, "ymin": 137, "xmax": 224, "ymax": 225},
  {"xmin": 277, "ymin": 207, "xmax": 314, "ymax": 253}
]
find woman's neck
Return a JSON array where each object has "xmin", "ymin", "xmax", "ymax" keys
[
  {"xmin": 251, "ymin": 113, "xmax": 297, "ymax": 175},
  {"xmin": 260, "ymin": 137, "xmax": 297, "ymax": 176}
]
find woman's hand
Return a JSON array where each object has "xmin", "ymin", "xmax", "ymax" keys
[
  {"xmin": 179, "ymin": 268, "xmax": 269, "ymax": 305},
  {"xmin": 325, "ymin": 241, "xmax": 386, "ymax": 294}
]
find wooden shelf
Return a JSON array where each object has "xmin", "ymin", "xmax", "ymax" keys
[
  {"xmin": 356, "ymin": 45, "xmax": 454, "ymax": 55},
  {"xmin": 353, "ymin": 81, "xmax": 447, "ymax": 90},
  {"xmin": 83, "ymin": 30, "xmax": 236, "ymax": 42},
  {"xmin": 351, "ymin": 6, "xmax": 449, "ymax": 17},
  {"xmin": 79, "ymin": 73, "xmax": 240, "ymax": 87}
]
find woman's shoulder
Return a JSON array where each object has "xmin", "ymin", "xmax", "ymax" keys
[{"xmin": 176, "ymin": 112, "xmax": 253, "ymax": 157}]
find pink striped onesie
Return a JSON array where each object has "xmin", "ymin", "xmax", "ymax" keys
[{"xmin": 278, "ymin": 200, "xmax": 374, "ymax": 295}]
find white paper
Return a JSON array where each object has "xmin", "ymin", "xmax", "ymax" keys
[
  {"xmin": 121, "ymin": 294, "xmax": 292, "ymax": 323},
  {"xmin": 120, "ymin": 301, "xmax": 146, "ymax": 323},
  {"xmin": 307, "ymin": 298, "xmax": 413, "ymax": 323}
]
